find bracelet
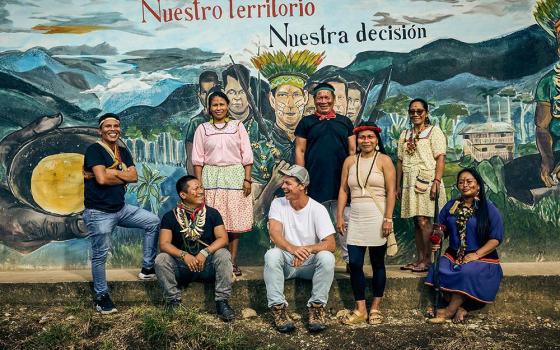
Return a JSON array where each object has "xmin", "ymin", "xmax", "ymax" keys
[
  {"xmin": 199, "ymin": 248, "xmax": 210, "ymax": 258},
  {"xmin": 179, "ymin": 251, "xmax": 187, "ymax": 260},
  {"xmin": 243, "ymin": 178, "xmax": 252, "ymax": 184},
  {"xmin": 383, "ymin": 218, "xmax": 393, "ymax": 223},
  {"xmin": 433, "ymin": 178, "xmax": 441, "ymax": 184}
]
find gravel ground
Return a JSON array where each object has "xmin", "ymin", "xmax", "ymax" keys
[{"xmin": 1, "ymin": 304, "xmax": 558, "ymax": 350}]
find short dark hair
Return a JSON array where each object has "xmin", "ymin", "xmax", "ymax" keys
[
  {"xmin": 176, "ymin": 175, "xmax": 198, "ymax": 195},
  {"xmin": 325, "ymin": 75, "xmax": 348, "ymax": 96},
  {"xmin": 198, "ymin": 70, "xmax": 220, "ymax": 88},
  {"xmin": 222, "ymin": 64, "xmax": 250, "ymax": 92},
  {"xmin": 347, "ymin": 81, "xmax": 365, "ymax": 99},
  {"xmin": 98, "ymin": 113, "xmax": 119, "ymax": 128}
]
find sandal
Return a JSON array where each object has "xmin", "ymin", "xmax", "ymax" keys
[
  {"xmin": 400, "ymin": 262, "xmax": 417, "ymax": 271},
  {"xmin": 341, "ymin": 310, "xmax": 366, "ymax": 325},
  {"xmin": 411, "ymin": 263, "xmax": 431, "ymax": 273},
  {"xmin": 368, "ymin": 309, "xmax": 383, "ymax": 325}
]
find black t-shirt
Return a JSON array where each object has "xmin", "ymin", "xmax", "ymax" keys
[
  {"xmin": 83, "ymin": 142, "xmax": 135, "ymax": 212},
  {"xmin": 295, "ymin": 114, "xmax": 353, "ymax": 203},
  {"xmin": 160, "ymin": 206, "xmax": 224, "ymax": 254}
]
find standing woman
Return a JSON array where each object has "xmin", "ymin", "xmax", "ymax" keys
[
  {"xmin": 426, "ymin": 168, "xmax": 503, "ymax": 323},
  {"xmin": 397, "ymin": 98, "xmax": 447, "ymax": 273},
  {"xmin": 336, "ymin": 122, "xmax": 396, "ymax": 325},
  {"xmin": 192, "ymin": 90, "xmax": 254, "ymax": 276}
]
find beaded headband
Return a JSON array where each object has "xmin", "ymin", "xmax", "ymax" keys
[{"xmin": 353, "ymin": 125, "xmax": 381, "ymax": 134}]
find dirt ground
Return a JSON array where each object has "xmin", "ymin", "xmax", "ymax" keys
[{"xmin": 1, "ymin": 303, "xmax": 558, "ymax": 350}]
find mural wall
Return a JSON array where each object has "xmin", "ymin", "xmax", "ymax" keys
[{"xmin": 0, "ymin": 0, "xmax": 559, "ymax": 269}]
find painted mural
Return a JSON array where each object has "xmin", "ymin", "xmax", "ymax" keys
[{"xmin": 0, "ymin": 0, "xmax": 559, "ymax": 269}]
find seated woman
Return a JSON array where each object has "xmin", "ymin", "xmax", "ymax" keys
[
  {"xmin": 426, "ymin": 168, "xmax": 504, "ymax": 323},
  {"xmin": 336, "ymin": 122, "xmax": 396, "ymax": 325}
]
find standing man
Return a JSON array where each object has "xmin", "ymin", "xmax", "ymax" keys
[
  {"xmin": 264, "ymin": 165, "xmax": 336, "ymax": 333},
  {"xmin": 154, "ymin": 175, "xmax": 235, "ymax": 321},
  {"xmin": 185, "ymin": 70, "xmax": 220, "ymax": 174},
  {"xmin": 295, "ymin": 82, "xmax": 356, "ymax": 266},
  {"xmin": 83, "ymin": 113, "xmax": 160, "ymax": 314}
]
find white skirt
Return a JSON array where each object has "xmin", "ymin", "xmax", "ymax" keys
[{"xmin": 347, "ymin": 201, "xmax": 386, "ymax": 247}]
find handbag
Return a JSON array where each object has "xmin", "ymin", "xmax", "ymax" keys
[
  {"xmin": 364, "ymin": 187, "xmax": 398, "ymax": 257},
  {"xmin": 414, "ymin": 169, "xmax": 433, "ymax": 194}
]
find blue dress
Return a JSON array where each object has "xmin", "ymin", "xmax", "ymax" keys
[{"xmin": 425, "ymin": 199, "xmax": 504, "ymax": 304}]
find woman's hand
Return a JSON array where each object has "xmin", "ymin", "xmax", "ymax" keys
[
  {"xmin": 396, "ymin": 185, "xmax": 402, "ymax": 200},
  {"xmin": 242, "ymin": 180, "xmax": 252, "ymax": 197},
  {"xmin": 463, "ymin": 252, "xmax": 480, "ymax": 263},
  {"xmin": 431, "ymin": 244, "xmax": 441, "ymax": 252},
  {"xmin": 336, "ymin": 215, "xmax": 346, "ymax": 236},
  {"xmin": 382, "ymin": 221, "xmax": 392, "ymax": 237},
  {"xmin": 430, "ymin": 181, "xmax": 440, "ymax": 200}
]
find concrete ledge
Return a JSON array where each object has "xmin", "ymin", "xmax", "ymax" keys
[{"xmin": 1, "ymin": 264, "xmax": 559, "ymax": 318}]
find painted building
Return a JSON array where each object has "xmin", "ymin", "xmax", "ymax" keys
[{"xmin": 460, "ymin": 122, "xmax": 515, "ymax": 162}]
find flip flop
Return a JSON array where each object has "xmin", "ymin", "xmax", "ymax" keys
[
  {"xmin": 400, "ymin": 262, "xmax": 417, "ymax": 271},
  {"xmin": 411, "ymin": 263, "xmax": 431, "ymax": 273}
]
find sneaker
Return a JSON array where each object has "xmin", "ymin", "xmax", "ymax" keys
[
  {"xmin": 94, "ymin": 294, "xmax": 117, "ymax": 315},
  {"xmin": 138, "ymin": 267, "xmax": 157, "ymax": 281},
  {"xmin": 271, "ymin": 304, "xmax": 295, "ymax": 333},
  {"xmin": 216, "ymin": 300, "xmax": 235, "ymax": 322},
  {"xmin": 165, "ymin": 298, "xmax": 182, "ymax": 312},
  {"xmin": 308, "ymin": 303, "xmax": 327, "ymax": 333},
  {"xmin": 232, "ymin": 264, "xmax": 242, "ymax": 277}
]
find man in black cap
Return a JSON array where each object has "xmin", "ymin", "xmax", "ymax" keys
[{"xmin": 294, "ymin": 82, "xmax": 355, "ymax": 265}]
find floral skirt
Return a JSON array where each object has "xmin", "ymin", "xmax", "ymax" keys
[{"xmin": 202, "ymin": 164, "xmax": 253, "ymax": 233}]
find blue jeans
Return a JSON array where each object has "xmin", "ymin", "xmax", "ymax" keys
[
  {"xmin": 263, "ymin": 247, "xmax": 335, "ymax": 308},
  {"xmin": 83, "ymin": 204, "xmax": 160, "ymax": 297},
  {"xmin": 322, "ymin": 200, "xmax": 350, "ymax": 263}
]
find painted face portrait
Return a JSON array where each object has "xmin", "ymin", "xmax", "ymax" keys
[
  {"xmin": 198, "ymin": 81, "xmax": 216, "ymax": 110},
  {"xmin": 347, "ymin": 88, "xmax": 363, "ymax": 122},
  {"xmin": 224, "ymin": 75, "xmax": 249, "ymax": 117},
  {"xmin": 329, "ymin": 81, "xmax": 348, "ymax": 115},
  {"xmin": 270, "ymin": 84, "xmax": 308, "ymax": 132}
]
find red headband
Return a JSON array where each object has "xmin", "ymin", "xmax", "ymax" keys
[{"xmin": 353, "ymin": 125, "xmax": 382, "ymax": 134}]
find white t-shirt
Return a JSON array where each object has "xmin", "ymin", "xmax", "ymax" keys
[{"xmin": 268, "ymin": 197, "xmax": 335, "ymax": 247}]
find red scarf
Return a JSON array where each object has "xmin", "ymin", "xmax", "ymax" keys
[{"xmin": 315, "ymin": 110, "xmax": 336, "ymax": 120}]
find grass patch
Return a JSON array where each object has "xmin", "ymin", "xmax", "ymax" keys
[
  {"xmin": 141, "ymin": 309, "xmax": 171, "ymax": 348},
  {"xmin": 28, "ymin": 324, "xmax": 76, "ymax": 350}
]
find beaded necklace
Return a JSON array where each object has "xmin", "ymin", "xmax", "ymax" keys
[
  {"xmin": 404, "ymin": 125, "xmax": 427, "ymax": 156},
  {"xmin": 211, "ymin": 116, "xmax": 230, "ymax": 130},
  {"xmin": 174, "ymin": 202, "xmax": 207, "ymax": 254},
  {"xmin": 453, "ymin": 200, "xmax": 475, "ymax": 266},
  {"xmin": 356, "ymin": 152, "xmax": 378, "ymax": 196}
]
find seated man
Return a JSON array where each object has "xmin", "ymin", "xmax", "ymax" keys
[
  {"xmin": 155, "ymin": 175, "xmax": 235, "ymax": 321},
  {"xmin": 264, "ymin": 165, "xmax": 336, "ymax": 333}
]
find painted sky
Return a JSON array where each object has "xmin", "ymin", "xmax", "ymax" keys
[{"xmin": 0, "ymin": 0, "xmax": 537, "ymax": 67}]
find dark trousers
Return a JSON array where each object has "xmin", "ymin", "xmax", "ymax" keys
[{"xmin": 347, "ymin": 244, "xmax": 387, "ymax": 301}]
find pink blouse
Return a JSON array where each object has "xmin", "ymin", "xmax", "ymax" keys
[{"xmin": 191, "ymin": 120, "xmax": 254, "ymax": 166}]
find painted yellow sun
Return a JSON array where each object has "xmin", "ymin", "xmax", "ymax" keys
[{"xmin": 31, "ymin": 153, "xmax": 85, "ymax": 215}]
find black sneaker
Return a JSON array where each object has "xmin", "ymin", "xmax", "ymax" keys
[
  {"xmin": 94, "ymin": 294, "xmax": 117, "ymax": 314},
  {"xmin": 165, "ymin": 298, "xmax": 182, "ymax": 312},
  {"xmin": 138, "ymin": 267, "xmax": 157, "ymax": 281},
  {"xmin": 216, "ymin": 300, "xmax": 235, "ymax": 322}
]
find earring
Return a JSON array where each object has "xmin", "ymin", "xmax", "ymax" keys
[{"xmin": 375, "ymin": 145, "xmax": 379, "ymax": 151}]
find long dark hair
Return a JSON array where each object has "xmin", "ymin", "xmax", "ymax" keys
[
  {"xmin": 355, "ymin": 121, "xmax": 386, "ymax": 154},
  {"xmin": 457, "ymin": 168, "xmax": 489, "ymax": 243}
]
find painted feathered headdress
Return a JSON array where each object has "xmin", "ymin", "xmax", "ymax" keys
[
  {"xmin": 251, "ymin": 50, "xmax": 325, "ymax": 90},
  {"xmin": 534, "ymin": 0, "xmax": 560, "ymax": 38}
]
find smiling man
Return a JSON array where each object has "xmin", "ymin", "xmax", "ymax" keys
[
  {"xmin": 83, "ymin": 113, "xmax": 160, "ymax": 314},
  {"xmin": 154, "ymin": 175, "xmax": 235, "ymax": 321},
  {"xmin": 295, "ymin": 82, "xmax": 356, "ymax": 266},
  {"xmin": 264, "ymin": 165, "xmax": 336, "ymax": 333}
]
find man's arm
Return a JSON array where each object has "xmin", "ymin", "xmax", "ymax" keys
[
  {"xmin": 294, "ymin": 136, "xmax": 307, "ymax": 166},
  {"xmin": 269, "ymin": 218, "xmax": 310, "ymax": 261},
  {"xmin": 347, "ymin": 135, "xmax": 356, "ymax": 156},
  {"xmin": 115, "ymin": 166, "xmax": 138, "ymax": 183},
  {"xmin": 159, "ymin": 228, "xmax": 200, "ymax": 272},
  {"xmin": 91, "ymin": 165, "xmax": 125, "ymax": 185},
  {"xmin": 304, "ymin": 234, "xmax": 336, "ymax": 254},
  {"xmin": 535, "ymin": 102, "xmax": 556, "ymax": 187},
  {"xmin": 208, "ymin": 224, "xmax": 229, "ymax": 253}
]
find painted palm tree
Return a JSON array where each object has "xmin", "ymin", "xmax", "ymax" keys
[
  {"xmin": 476, "ymin": 86, "xmax": 500, "ymax": 121},
  {"xmin": 513, "ymin": 92, "xmax": 535, "ymax": 144},
  {"xmin": 378, "ymin": 93, "xmax": 410, "ymax": 126},
  {"xmin": 432, "ymin": 102, "xmax": 469, "ymax": 148},
  {"xmin": 498, "ymin": 86, "xmax": 517, "ymax": 123}
]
